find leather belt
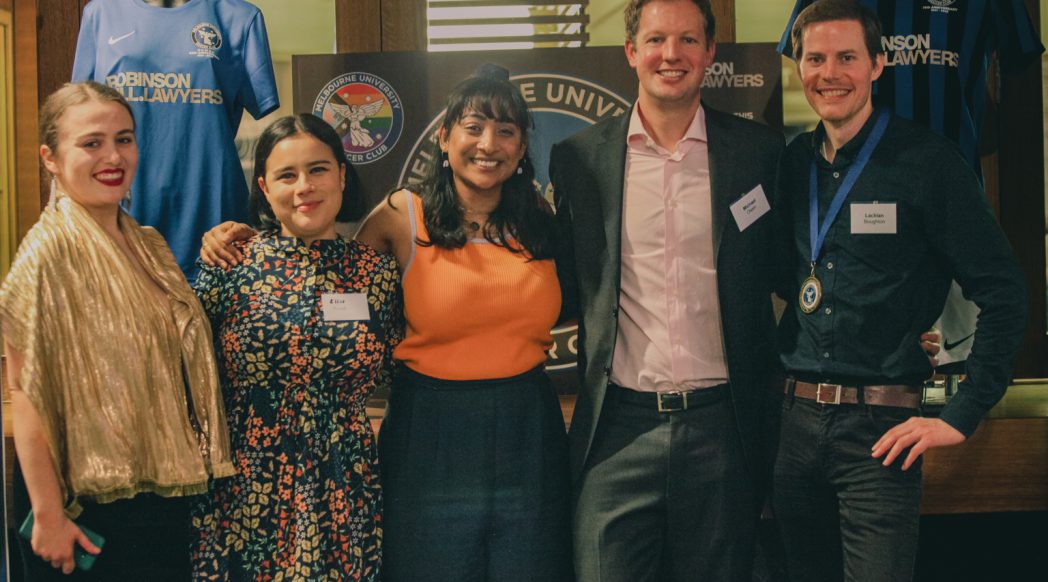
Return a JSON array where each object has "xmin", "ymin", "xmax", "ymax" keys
[
  {"xmin": 610, "ymin": 383, "xmax": 727, "ymax": 413},
  {"xmin": 786, "ymin": 378, "xmax": 921, "ymax": 409}
]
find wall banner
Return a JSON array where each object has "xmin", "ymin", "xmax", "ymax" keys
[{"xmin": 293, "ymin": 45, "xmax": 782, "ymax": 393}]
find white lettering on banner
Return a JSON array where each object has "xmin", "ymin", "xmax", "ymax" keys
[
  {"xmin": 543, "ymin": 83, "xmax": 623, "ymax": 117},
  {"xmin": 702, "ymin": 61, "xmax": 765, "ymax": 89}
]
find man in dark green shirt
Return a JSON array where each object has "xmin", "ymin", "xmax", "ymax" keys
[{"xmin": 773, "ymin": 1, "xmax": 1027, "ymax": 581}]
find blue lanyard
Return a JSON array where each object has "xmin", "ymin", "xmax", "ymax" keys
[{"xmin": 808, "ymin": 110, "xmax": 890, "ymax": 265}]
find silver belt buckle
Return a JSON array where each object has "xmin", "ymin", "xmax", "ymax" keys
[
  {"xmin": 656, "ymin": 391, "xmax": 688, "ymax": 413},
  {"xmin": 816, "ymin": 383, "xmax": 842, "ymax": 405}
]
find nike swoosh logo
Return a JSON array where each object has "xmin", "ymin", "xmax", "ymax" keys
[
  {"xmin": 108, "ymin": 31, "xmax": 136, "ymax": 45},
  {"xmin": 943, "ymin": 333, "xmax": 975, "ymax": 351}
]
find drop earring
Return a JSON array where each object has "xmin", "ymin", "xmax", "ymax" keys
[
  {"xmin": 48, "ymin": 177, "xmax": 59, "ymax": 208},
  {"xmin": 441, "ymin": 151, "xmax": 450, "ymax": 168}
]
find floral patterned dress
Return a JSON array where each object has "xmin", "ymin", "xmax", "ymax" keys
[{"xmin": 191, "ymin": 233, "xmax": 402, "ymax": 581}]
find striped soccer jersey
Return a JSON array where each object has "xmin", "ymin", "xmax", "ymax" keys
[{"xmin": 779, "ymin": 0, "xmax": 1043, "ymax": 171}]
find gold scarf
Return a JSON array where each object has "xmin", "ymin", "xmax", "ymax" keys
[{"xmin": 0, "ymin": 195, "xmax": 232, "ymax": 515}]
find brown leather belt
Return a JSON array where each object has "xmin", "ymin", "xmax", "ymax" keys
[{"xmin": 786, "ymin": 379, "xmax": 922, "ymax": 409}]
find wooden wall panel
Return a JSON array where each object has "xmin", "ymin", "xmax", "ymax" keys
[
  {"xmin": 34, "ymin": 0, "xmax": 89, "ymax": 208},
  {"xmin": 921, "ymin": 418, "xmax": 1048, "ymax": 514},
  {"xmin": 36, "ymin": 0, "xmax": 85, "ymax": 108},
  {"xmin": 712, "ymin": 0, "xmax": 734, "ymax": 43},
  {"xmin": 381, "ymin": 0, "xmax": 425, "ymax": 52},
  {"xmin": 335, "ymin": 0, "xmax": 381, "ymax": 53},
  {"xmin": 336, "ymin": 0, "xmax": 424, "ymax": 53},
  {"xmin": 998, "ymin": 0, "xmax": 1046, "ymax": 379},
  {"xmin": 13, "ymin": 0, "xmax": 38, "ymax": 239}
]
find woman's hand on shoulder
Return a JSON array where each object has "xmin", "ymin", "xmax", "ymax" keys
[
  {"xmin": 30, "ymin": 511, "xmax": 101, "ymax": 574},
  {"xmin": 200, "ymin": 221, "xmax": 256, "ymax": 269}
]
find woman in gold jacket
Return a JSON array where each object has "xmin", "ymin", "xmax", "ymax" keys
[{"xmin": 0, "ymin": 81, "xmax": 232, "ymax": 580}]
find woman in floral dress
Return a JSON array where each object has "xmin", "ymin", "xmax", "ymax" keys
[{"xmin": 191, "ymin": 114, "xmax": 401, "ymax": 581}]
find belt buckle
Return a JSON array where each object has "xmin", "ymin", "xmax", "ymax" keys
[
  {"xmin": 816, "ymin": 383, "xmax": 842, "ymax": 405},
  {"xmin": 656, "ymin": 391, "xmax": 687, "ymax": 413}
]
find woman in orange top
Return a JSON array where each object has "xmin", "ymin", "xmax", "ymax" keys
[
  {"xmin": 356, "ymin": 65, "xmax": 570, "ymax": 581},
  {"xmin": 200, "ymin": 65, "xmax": 570, "ymax": 581}
]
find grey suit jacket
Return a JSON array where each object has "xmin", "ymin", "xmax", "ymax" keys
[{"xmin": 550, "ymin": 103, "xmax": 786, "ymax": 487}]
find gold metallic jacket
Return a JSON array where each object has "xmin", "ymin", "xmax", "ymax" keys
[{"xmin": 0, "ymin": 196, "xmax": 233, "ymax": 516}]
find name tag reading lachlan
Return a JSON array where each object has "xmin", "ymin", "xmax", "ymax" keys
[
  {"xmin": 850, "ymin": 202, "xmax": 897, "ymax": 234},
  {"xmin": 321, "ymin": 293, "xmax": 370, "ymax": 321}
]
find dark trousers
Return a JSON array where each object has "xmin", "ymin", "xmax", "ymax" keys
[
  {"xmin": 379, "ymin": 365, "xmax": 573, "ymax": 582},
  {"xmin": 573, "ymin": 384, "xmax": 756, "ymax": 582},
  {"xmin": 13, "ymin": 461, "xmax": 194, "ymax": 582},
  {"xmin": 772, "ymin": 396, "xmax": 923, "ymax": 582}
]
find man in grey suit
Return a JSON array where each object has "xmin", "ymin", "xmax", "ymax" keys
[{"xmin": 549, "ymin": 1, "xmax": 785, "ymax": 580}]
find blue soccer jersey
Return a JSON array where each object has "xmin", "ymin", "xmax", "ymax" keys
[
  {"xmin": 779, "ymin": 0, "xmax": 1043, "ymax": 171},
  {"xmin": 73, "ymin": 0, "xmax": 279, "ymax": 280}
]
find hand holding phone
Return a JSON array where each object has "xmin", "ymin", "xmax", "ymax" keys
[{"xmin": 19, "ymin": 510, "xmax": 106, "ymax": 572}]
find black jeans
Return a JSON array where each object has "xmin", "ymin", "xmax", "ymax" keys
[{"xmin": 772, "ymin": 396, "xmax": 923, "ymax": 582}]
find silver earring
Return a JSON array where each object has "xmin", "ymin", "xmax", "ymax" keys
[{"xmin": 516, "ymin": 165, "xmax": 523, "ymax": 175}]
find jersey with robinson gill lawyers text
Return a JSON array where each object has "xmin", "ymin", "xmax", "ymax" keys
[
  {"xmin": 73, "ymin": 0, "xmax": 279, "ymax": 281},
  {"xmin": 778, "ymin": 0, "xmax": 1043, "ymax": 172}
]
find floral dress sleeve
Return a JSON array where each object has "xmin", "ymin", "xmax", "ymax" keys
[
  {"xmin": 193, "ymin": 248, "xmax": 238, "ymax": 383},
  {"xmin": 371, "ymin": 250, "xmax": 404, "ymax": 391}
]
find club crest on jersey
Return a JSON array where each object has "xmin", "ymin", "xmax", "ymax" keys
[
  {"xmin": 397, "ymin": 73, "xmax": 630, "ymax": 374},
  {"xmin": 924, "ymin": 0, "xmax": 957, "ymax": 14},
  {"xmin": 190, "ymin": 23, "xmax": 222, "ymax": 59},
  {"xmin": 313, "ymin": 73, "xmax": 404, "ymax": 165}
]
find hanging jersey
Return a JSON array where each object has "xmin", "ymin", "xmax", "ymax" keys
[
  {"xmin": 72, "ymin": 0, "xmax": 279, "ymax": 281},
  {"xmin": 778, "ymin": 0, "xmax": 1043, "ymax": 171}
]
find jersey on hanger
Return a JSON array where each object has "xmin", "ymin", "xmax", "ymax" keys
[{"xmin": 73, "ymin": 0, "xmax": 280, "ymax": 280}]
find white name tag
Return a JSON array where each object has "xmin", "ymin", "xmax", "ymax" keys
[
  {"xmin": 730, "ymin": 185, "xmax": 771, "ymax": 232},
  {"xmin": 321, "ymin": 293, "xmax": 370, "ymax": 321},
  {"xmin": 850, "ymin": 202, "xmax": 897, "ymax": 234}
]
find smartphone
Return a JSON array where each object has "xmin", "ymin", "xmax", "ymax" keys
[{"xmin": 18, "ymin": 510, "xmax": 106, "ymax": 571}]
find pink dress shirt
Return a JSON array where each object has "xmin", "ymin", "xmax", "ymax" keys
[{"xmin": 610, "ymin": 104, "xmax": 729, "ymax": 393}]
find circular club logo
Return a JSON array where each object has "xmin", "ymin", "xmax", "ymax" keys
[
  {"xmin": 190, "ymin": 23, "xmax": 222, "ymax": 58},
  {"xmin": 313, "ymin": 73, "xmax": 404, "ymax": 165},
  {"xmin": 398, "ymin": 73, "xmax": 630, "ymax": 386}
]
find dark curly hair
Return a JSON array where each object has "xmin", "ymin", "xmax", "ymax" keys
[{"xmin": 389, "ymin": 64, "xmax": 555, "ymax": 260}]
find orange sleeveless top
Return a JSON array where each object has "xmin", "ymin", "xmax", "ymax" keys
[{"xmin": 393, "ymin": 191, "xmax": 560, "ymax": 380}]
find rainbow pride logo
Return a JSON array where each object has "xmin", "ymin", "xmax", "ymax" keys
[{"xmin": 313, "ymin": 73, "xmax": 404, "ymax": 164}]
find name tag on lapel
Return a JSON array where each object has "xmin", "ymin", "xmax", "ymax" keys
[
  {"xmin": 321, "ymin": 293, "xmax": 370, "ymax": 321},
  {"xmin": 730, "ymin": 185, "xmax": 771, "ymax": 232},
  {"xmin": 850, "ymin": 203, "xmax": 897, "ymax": 234}
]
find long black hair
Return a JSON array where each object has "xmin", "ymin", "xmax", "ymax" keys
[
  {"xmin": 394, "ymin": 64, "xmax": 554, "ymax": 259},
  {"xmin": 248, "ymin": 113, "xmax": 364, "ymax": 231}
]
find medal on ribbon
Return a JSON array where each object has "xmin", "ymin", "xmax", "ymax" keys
[
  {"xmin": 802, "ymin": 110, "xmax": 889, "ymax": 315},
  {"xmin": 799, "ymin": 266, "xmax": 823, "ymax": 314}
]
